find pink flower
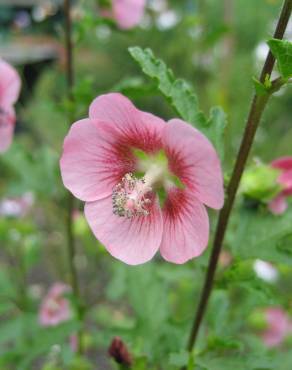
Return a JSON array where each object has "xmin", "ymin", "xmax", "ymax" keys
[
  {"xmin": 0, "ymin": 192, "xmax": 34, "ymax": 218},
  {"xmin": 0, "ymin": 58, "xmax": 21, "ymax": 153},
  {"xmin": 60, "ymin": 93, "xmax": 224, "ymax": 265},
  {"xmin": 268, "ymin": 157, "xmax": 292, "ymax": 215},
  {"xmin": 39, "ymin": 283, "xmax": 72, "ymax": 327},
  {"xmin": 262, "ymin": 307, "xmax": 292, "ymax": 347},
  {"xmin": 101, "ymin": 0, "xmax": 146, "ymax": 30}
]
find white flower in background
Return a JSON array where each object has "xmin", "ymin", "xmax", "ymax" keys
[
  {"xmin": 0, "ymin": 192, "xmax": 34, "ymax": 218},
  {"xmin": 156, "ymin": 10, "xmax": 180, "ymax": 30},
  {"xmin": 254, "ymin": 259, "xmax": 278, "ymax": 283}
]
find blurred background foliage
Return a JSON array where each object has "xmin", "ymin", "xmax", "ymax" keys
[{"xmin": 0, "ymin": 0, "xmax": 292, "ymax": 369}]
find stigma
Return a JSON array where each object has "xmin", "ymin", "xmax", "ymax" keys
[{"xmin": 112, "ymin": 173, "xmax": 152, "ymax": 218}]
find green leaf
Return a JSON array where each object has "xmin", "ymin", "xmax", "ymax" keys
[
  {"xmin": 169, "ymin": 350, "xmax": 195, "ymax": 369},
  {"xmin": 197, "ymin": 353, "xmax": 275, "ymax": 370},
  {"xmin": 268, "ymin": 39, "xmax": 292, "ymax": 79},
  {"xmin": 230, "ymin": 203, "xmax": 292, "ymax": 264},
  {"xmin": 129, "ymin": 47, "xmax": 200, "ymax": 122},
  {"xmin": 129, "ymin": 47, "xmax": 226, "ymax": 157},
  {"xmin": 169, "ymin": 350, "xmax": 189, "ymax": 367}
]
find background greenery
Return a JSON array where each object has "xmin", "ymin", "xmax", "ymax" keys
[{"xmin": 0, "ymin": 0, "xmax": 292, "ymax": 369}]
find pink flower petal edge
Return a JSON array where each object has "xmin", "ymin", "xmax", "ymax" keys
[
  {"xmin": 84, "ymin": 194, "xmax": 163, "ymax": 265},
  {"xmin": 163, "ymin": 119, "xmax": 224, "ymax": 209},
  {"xmin": 268, "ymin": 195, "xmax": 287, "ymax": 215},
  {"xmin": 102, "ymin": 0, "xmax": 146, "ymax": 29},
  {"xmin": 262, "ymin": 307, "xmax": 292, "ymax": 347},
  {"xmin": 160, "ymin": 188, "xmax": 209, "ymax": 264},
  {"xmin": 0, "ymin": 58, "xmax": 21, "ymax": 107},
  {"xmin": 0, "ymin": 59, "xmax": 21, "ymax": 153},
  {"xmin": 60, "ymin": 118, "xmax": 135, "ymax": 202},
  {"xmin": 268, "ymin": 156, "xmax": 292, "ymax": 215}
]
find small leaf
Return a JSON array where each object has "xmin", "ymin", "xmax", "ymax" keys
[
  {"xmin": 253, "ymin": 77, "xmax": 269, "ymax": 96},
  {"xmin": 268, "ymin": 39, "xmax": 292, "ymax": 79}
]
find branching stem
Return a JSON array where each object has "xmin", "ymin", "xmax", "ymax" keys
[{"xmin": 186, "ymin": 0, "xmax": 292, "ymax": 353}]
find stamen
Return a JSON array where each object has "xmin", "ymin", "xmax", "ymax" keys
[{"xmin": 112, "ymin": 173, "xmax": 152, "ymax": 218}]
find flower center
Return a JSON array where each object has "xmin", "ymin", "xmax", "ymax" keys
[
  {"xmin": 112, "ymin": 173, "xmax": 153, "ymax": 218},
  {"xmin": 112, "ymin": 150, "xmax": 184, "ymax": 218}
]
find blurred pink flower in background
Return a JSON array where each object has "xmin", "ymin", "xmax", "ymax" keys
[
  {"xmin": 0, "ymin": 58, "xmax": 21, "ymax": 153},
  {"xmin": 262, "ymin": 307, "xmax": 292, "ymax": 347},
  {"xmin": 100, "ymin": 0, "xmax": 146, "ymax": 29},
  {"xmin": 60, "ymin": 93, "xmax": 224, "ymax": 265},
  {"xmin": 39, "ymin": 283, "xmax": 72, "ymax": 327},
  {"xmin": 268, "ymin": 157, "xmax": 292, "ymax": 215},
  {"xmin": 0, "ymin": 192, "xmax": 34, "ymax": 218}
]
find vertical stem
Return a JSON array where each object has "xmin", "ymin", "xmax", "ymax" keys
[
  {"xmin": 186, "ymin": 0, "xmax": 292, "ymax": 353},
  {"xmin": 63, "ymin": 0, "xmax": 83, "ymax": 354}
]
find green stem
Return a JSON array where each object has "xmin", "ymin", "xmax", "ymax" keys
[
  {"xmin": 185, "ymin": 0, "xmax": 292, "ymax": 354},
  {"xmin": 63, "ymin": 0, "xmax": 83, "ymax": 355}
]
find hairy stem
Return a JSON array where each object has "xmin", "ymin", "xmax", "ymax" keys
[
  {"xmin": 186, "ymin": 0, "xmax": 292, "ymax": 353},
  {"xmin": 63, "ymin": 0, "xmax": 83, "ymax": 354}
]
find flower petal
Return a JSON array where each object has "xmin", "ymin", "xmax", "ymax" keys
[
  {"xmin": 60, "ymin": 118, "xmax": 135, "ymax": 202},
  {"xmin": 268, "ymin": 195, "xmax": 288, "ymax": 215},
  {"xmin": 263, "ymin": 308, "xmax": 290, "ymax": 347},
  {"xmin": 162, "ymin": 118, "xmax": 224, "ymax": 209},
  {"xmin": 89, "ymin": 93, "xmax": 165, "ymax": 153},
  {"xmin": 112, "ymin": 0, "xmax": 146, "ymax": 29},
  {"xmin": 0, "ymin": 58, "xmax": 21, "ymax": 107},
  {"xmin": 84, "ymin": 195, "xmax": 163, "ymax": 265},
  {"xmin": 160, "ymin": 188, "xmax": 209, "ymax": 264},
  {"xmin": 271, "ymin": 156, "xmax": 292, "ymax": 172}
]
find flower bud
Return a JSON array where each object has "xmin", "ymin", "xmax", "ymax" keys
[
  {"xmin": 108, "ymin": 337, "xmax": 133, "ymax": 367},
  {"xmin": 240, "ymin": 163, "xmax": 282, "ymax": 202}
]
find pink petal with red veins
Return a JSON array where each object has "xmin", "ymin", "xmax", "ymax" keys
[
  {"xmin": 0, "ymin": 108, "xmax": 15, "ymax": 153},
  {"xmin": 271, "ymin": 156, "xmax": 292, "ymax": 172},
  {"xmin": 0, "ymin": 58, "xmax": 21, "ymax": 107},
  {"xmin": 163, "ymin": 119, "xmax": 224, "ymax": 210},
  {"xmin": 160, "ymin": 188, "xmax": 209, "ymax": 264},
  {"xmin": 112, "ymin": 0, "xmax": 146, "ymax": 29},
  {"xmin": 268, "ymin": 195, "xmax": 287, "ymax": 215},
  {"xmin": 84, "ymin": 195, "xmax": 163, "ymax": 265},
  {"xmin": 89, "ymin": 93, "xmax": 165, "ymax": 153},
  {"xmin": 60, "ymin": 118, "xmax": 135, "ymax": 202}
]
